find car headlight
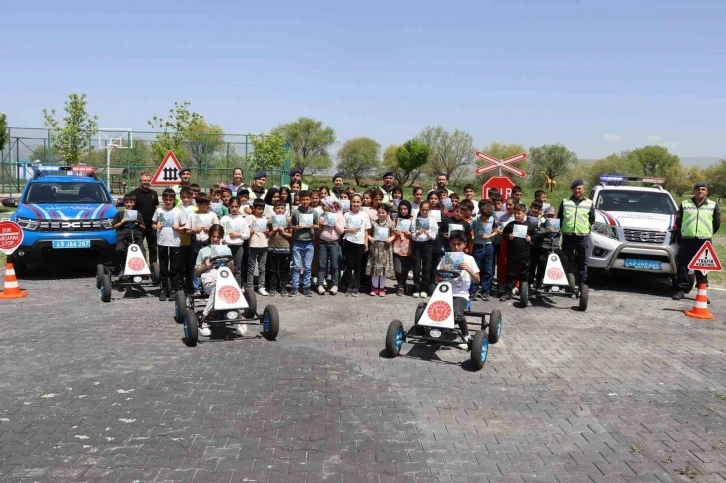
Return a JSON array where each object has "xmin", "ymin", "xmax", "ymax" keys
[
  {"xmin": 225, "ymin": 311, "xmax": 239, "ymax": 320},
  {"xmin": 591, "ymin": 222, "xmax": 617, "ymax": 239},
  {"xmin": 16, "ymin": 217, "xmax": 39, "ymax": 231},
  {"xmin": 101, "ymin": 217, "xmax": 114, "ymax": 229}
]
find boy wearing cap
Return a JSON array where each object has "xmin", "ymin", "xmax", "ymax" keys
[{"xmin": 557, "ymin": 179, "xmax": 595, "ymax": 287}]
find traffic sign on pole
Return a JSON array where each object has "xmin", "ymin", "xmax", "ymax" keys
[
  {"xmin": 151, "ymin": 151, "xmax": 183, "ymax": 185},
  {"xmin": 481, "ymin": 176, "xmax": 516, "ymax": 200},
  {"xmin": 687, "ymin": 240, "xmax": 722, "ymax": 272},
  {"xmin": 475, "ymin": 151, "xmax": 527, "ymax": 178},
  {"xmin": 0, "ymin": 220, "xmax": 23, "ymax": 255}
]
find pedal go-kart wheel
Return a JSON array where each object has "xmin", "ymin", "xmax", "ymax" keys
[
  {"xmin": 470, "ymin": 330, "xmax": 488, "ymax": 371},
  {"xmin": 174, "ymin": 291, "xmax": 187, "ymax": 323},
  {"xmin": 100, "ymin": 274, "xmax": 112, "ymax": 302},
  {"xmin": 261, "ymin": 305, "xmax": 280, "ymax": 341},
  {"xmin": 579, "ymin": 284, "xmax": 589, "ymax": 312},
  {"xmin": 385, "ymin": 320, "xmax": 405, "ymax": 358},
  {"xmin": 183, "ymin": 308, "xmax": 198, "ymax": 346},
  {"xmin": 414, "ymin": 302, "xmax": 426, "ymax": 325},
  {"xmin": 488, "ymin": 309, "xmax": 502, "ymax": 344},
  {"xmin": 96, "ymin": 264, "xmax": 106, "ymax": 289},
  {"xmin": 244, "ymin": 287, "xmax": 257, "ymax": 318},
  {"xmin": 519, "ymin": 281, "xmax": 529, "ymax": 307},
  {"xmin": 567, "ymin": 273, "xmax": 576, "ymax": 298},
  {"xmin": 151, "ymin": 262, "xmax": 161, "ymax": 284}
]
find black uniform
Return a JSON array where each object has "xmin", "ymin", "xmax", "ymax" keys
[
  {"xmin": 129, "ymin": 187, "xmax": 159, "ymax": 263},
  {"xmin": 675, "ymin": 197, "xmax": 721, "ymax": 291}
]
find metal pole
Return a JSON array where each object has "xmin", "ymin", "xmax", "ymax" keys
[{"xmin": 106, "ymin": 147, "xmax": 111, "ymax": 188}]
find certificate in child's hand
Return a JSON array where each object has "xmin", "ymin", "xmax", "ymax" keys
[
  {"xmin": 548, "ymin": 219, "xmax": 561, "ymax": 231},
  {"xmin": 476, "ymin": 222, "xmax": 493, "ymax": 237},
  {"xmin": 125, "ymin": 210, "xmax": 138, "ymax": 222},
  {"xmin": 441, "ymin": 252, "xmax": 465, "ymax": 271},
  {"xmin": 397, "ymin": 219, "xmax": 411, "ymax": 232},
  {"xmin": 448, "ymin": 223, "xmax": 464, "ymax": 234},
  {"xmin": 162, "ymin": 214, "xmax": 175, "ymax": 227},
  {"xmin": 340, "ymin": 200, "xmax": 350, "ymax": 212},
  {"xmin": 323, "ymin": 213, "xmax": 337, "ymax": 227},
  {"xmin": 430, "ymin": 210, "xmax": 442, "ymax": 223},
  {"xmin": 442, "ymin": 198, "xmax": 453, "ymax": 210},
  {"xmin": 253, "ymin": 218, "xmax": 267, "ymax": 232},
  {"xmin": 416, "ymin": 218, "xmax": 430, "ymax": 231},
  {"xmin": 375, "ymin": 227, "xmax": 389, "ymax": 242},
  {"xmin": 300, "ymin": 213, "xmax": 314, "ymax": 228},
  {"xmin": 273, "ymin": 214, "xmax": 288, "ymax": 228},
  {"xmin": 513, "ymin": 224, "xmax": 528, "ymax": 238}
]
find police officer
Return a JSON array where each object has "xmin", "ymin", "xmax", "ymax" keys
[
  {"xmin": 557, "ymin": 179, "xmax": 595, "ymax": 286},
  {"xmin": 172, "ymin": 167, "xmax": 192, "ymax": 197},
  {"xmin": 672, "ymin": 182, "xmax": 721, "ymax": 300},
  {"xmin": 283, "ymin": 168, "xmax": 309, "ymax": 191},
  {"xmin": 250, "ymin": 170, "xmax": 268, "ymax": 200},
  {"xmin": 380, "ymin": 171, "xmax": 397, "ymax": 203},
  {"xmin": 331, "ymin": 172, "xmax": 345, "ymax": 200}
]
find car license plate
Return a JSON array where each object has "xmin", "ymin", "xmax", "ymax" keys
[
  {"xmin": 624, "ymin": 258, "xmax": 661, "ymax": 270},
  {"xmin": 52, "ymin": 240, "xmax": 91, "ymax": 249}
]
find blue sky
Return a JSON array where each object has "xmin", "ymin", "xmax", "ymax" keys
[{"xmin": 2, "ymin": 0, "xmax": 725, "ymax": 159}]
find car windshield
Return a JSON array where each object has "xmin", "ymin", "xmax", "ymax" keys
[
  {"xmin": 595, "ymin": 190, "xmax": 677, "ymax": 214},
  {"xmin": 24, "ymin": 182, "xmax": 110, "ymax": 204}
]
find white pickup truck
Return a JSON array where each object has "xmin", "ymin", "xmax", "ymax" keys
[{"xmin": 587, "ymin": 175, "xmax": 691, "ymax": 288}]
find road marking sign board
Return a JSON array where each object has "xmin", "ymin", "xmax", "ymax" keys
[
  {"xmin": 0, "ymin": 220, "xmax": 24, "ymax": 255},
  {"xmin": 151, "ymin": 151, "xmax": 183, "ymax": 185},
  {"xmin": 475, "ymin": 151, "xmax": 527, "ymax": 178},
  {"xmin": 687, "ymin": 240, "xmax": 722, "ymax": 272}
]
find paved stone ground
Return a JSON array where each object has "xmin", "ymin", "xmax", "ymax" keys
[{"xmin": 1, "ymin": 270, "xmax": 725, "ymax": 483}]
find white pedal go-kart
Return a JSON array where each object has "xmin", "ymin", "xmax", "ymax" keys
[
  {"xmin": 384, "ymin": 270, "xmax": 502, "ymax": 371},
  {"xmin": 96, "ymin": 243, "xmax": 160, "ymax": 302},
  {"xmin": 175, "ymin": 255, "xmax": 279, "ymax": 346},
  {"xmin": 520, "ymin": 251, "xmax": 588, "ymax": 311}
]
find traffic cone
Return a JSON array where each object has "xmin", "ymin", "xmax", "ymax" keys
[
  {"xmin": 0, "ymin": 263, "xmax": 29, "ymax": 299},
  {"xmin": 684, "ymin": 283, "xmax": 713, "ymax": 320}
]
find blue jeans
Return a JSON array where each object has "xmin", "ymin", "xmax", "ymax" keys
[
  {"xmin": 291, "ymin": 241, "xmax": 314, "ymax": 289},
  {"xmin": 472, "ymin": 244, "xmax": 494, "ymax": 294},
  {"xmin": 318, "ymin": 241, "xmax": 340, "ymax": 287}
]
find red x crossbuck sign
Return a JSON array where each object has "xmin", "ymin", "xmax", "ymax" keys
[{"xmin": 474, "ymin": 151, "xmax": 528, "ymax": 178}]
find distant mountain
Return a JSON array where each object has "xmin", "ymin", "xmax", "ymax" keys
[{"xmin": 680, "ymin": 157, "xmax": 721, "ymax": 168}]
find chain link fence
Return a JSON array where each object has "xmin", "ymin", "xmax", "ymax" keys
[{"xmin": 1, "ymin": 127, "xmax": 290, "ymax": 195}]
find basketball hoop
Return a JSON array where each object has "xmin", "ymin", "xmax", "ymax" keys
[{"xmin": 97, "ymin": 128, "xmax": 133, "ymax": 188}]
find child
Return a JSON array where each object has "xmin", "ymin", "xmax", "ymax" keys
[
  {"xmin": 440, "ymin": 204, "xmax": 472, "ymax": 253},
  {"xmin": 112, "ymin": 193, "xmax": 146, "ymax": 275},
  {"xmin": 210, "ymin": 188, "xmax": 229, "ymax": 218},
  {"xmin": 341, "ymin": 193, "xmax": 371, "ymax": 297},
  {"xmin": 220, "ymin": 187, "xmax": 233, "ymax": 207},
  {"xmin": 463, "ymin": 185, "xmax": 479, "ymax": 216},
  {"xmin": 220, "ymin": 197, "xmax": 250, "ymax": 284},
  {"xmin": 152, "ymin": 189, "xmax": 187, "ymax": 301},
  {"xmin": 411, "ymin": 201, "xmax": 438, "ymax": 298},
  {"xmin": 317, "ymin": 197, "xmax": 345, "ymax": 295},
  {"xmin": 535, "ymin": 207, "xmax": 567, "ymax": 288},
  {"xmin": 427, "ymin": 191, "xmax": 444, "ymax": 293},
  {"xmin": 528, "ymin": 200, "xmax": 545, "ymax": 284},
  {"xmin": 189, "ymin": 194, "xmax": 220, "ymax": 290},
  {"xmin": 411, "ymin": 186, "xmax": 424, "ymax": 212},
  {"xmin": 179, "ymin": 187, "xmax": 196, "ymax": 292},
  {"xmin": 266, "ymin": 201, "xmax": 292, "ymax": 296},
  {"xmin": 366, "ymin": 204, "xmax": 396, "ymax": 296},
  {"xmin": 194, "ymin": 224, "xmax": 239, "ymax": 337},
  {"xmin": 290, "ymin": 180, "xmax": 302, "ymax": 206},
  {"xmin": 319, "ymin": 186, "xmax": 331, "ymax": 199},
  {"xmin": 393, "ymin": 200, "xmax": 414, "ymax": 296},
  {"xmin": 290, "ymin": 190, "xmax": 319, "ymax": 297},
  {"xmin": 246, "ymin": 199, "xmax": 270, "ymax": 295},
  {"xmin": 500, "ymin": 203, "xmax": 536, "ymax": 301},
  {"xmin": 436, "ymin": 230, "xmax": 480, "ymax": 349},
  {"xmin": 190, "ymin": 184, "xmax": 201, "ymax": 202},
  {"xmin": 279, "ymin": 186, "xmax": 292, "ymax": 215},
  {"xmin": 496, "ymin": 196, "xmax": 516, "ymax": 295},
  {"xmin": 469, "ymin": 201, "xmax": 500, "ymax": 301}
]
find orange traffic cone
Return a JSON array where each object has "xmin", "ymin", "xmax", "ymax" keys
[
  {"xmin": 684, "ymin": 283, "xmax": 713, "ymax": 320},
  {"xmin": 0, "ymin": 263, "xmax": 28, "ymax": 299}
]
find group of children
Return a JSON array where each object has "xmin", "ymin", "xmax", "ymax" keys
[{"xmin": 112, "ymin": 180, "xmax": 566, "ymax": 306}]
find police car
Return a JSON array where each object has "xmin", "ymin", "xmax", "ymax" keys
[
  {"xmin": 588, "ymin": 175, "xmax": 682, "ymax": 282},
  {"xmin": 1, "ymin": 166, "xmax": 118, "ymax": 275}
]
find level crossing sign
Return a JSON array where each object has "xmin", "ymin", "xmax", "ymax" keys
[
  {"xmin": 151, "ymin": 151, "xmax": 183, "ymax": 185},
  {"xmin": 474, "ymin": 151, "xmax": 527, "ymax": 178}
]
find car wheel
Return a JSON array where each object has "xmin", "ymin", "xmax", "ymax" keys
[
  {"xmin": 579, "ymin": 284, "xmax": 589, "ymax": 311},
  {"xmin": 385, "ymin": 320, "xmax": 405, "ymax": 358},
  {"xmin": 244, "ymin": 287, "xmax": 257, "ymax": 318},
  {"xmin": 470, "ymin": 330, "xmax": 488, "ymax": 371},
  {"xmin": 261, "ymin": 305, "xmax": 280, "ymax": 341},
  {"xmin": 183, "ymin": 308, "xmax": 198, "ymax": 346},
  {"xmin": 100, "ymin": 274, "xmax": 112, "ymax": 302},
  {"xmin": 488, "ymin": 309, "xmax": 502, "ymax": 344},
  {"xmin": 414, "ymin": 302, "xmax": 426, "ymax": 325}
]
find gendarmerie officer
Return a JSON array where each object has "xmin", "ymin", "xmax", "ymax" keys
[{"xmin": 557, "ymin": 179, "xmax": 595, "ymax": 287}]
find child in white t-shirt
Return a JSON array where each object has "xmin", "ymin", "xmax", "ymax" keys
[
  {"xmin": 220, "ymin": 197, "xmax": 250, "ymax": 283},
  {"xmin": 436, "ymin": 230, "xmax": 480, "ymax": 349},
  {"xmin": 152, "ymin": 189, "xmax": 187, "ymax": 301},
  {"xmin": 341, "ymin": 193, "xmax": 371, "ymax": 296}
]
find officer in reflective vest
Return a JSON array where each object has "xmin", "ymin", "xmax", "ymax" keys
[
  {"xmin": 250, "ymin": 170, "xmax": 268, "ymax": 201},
  {"xmin": 672, "ymin": 182, "xmax": 721, "ymax": 300},
  {"xmin": 557, "ymin": 179, "xmax": 595, "ymax": 286}
]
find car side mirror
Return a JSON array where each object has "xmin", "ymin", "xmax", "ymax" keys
[
  {"xmin": 115, "ymin": 198, "xmax": 125, "ymax": 207},
  {"xmin": 2, "ymin": 198, "xmax": 16, "ymax": 208}
]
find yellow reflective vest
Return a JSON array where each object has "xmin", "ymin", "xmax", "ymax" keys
[
  {"xmin": 681, "ymin": 199, "xmax": 715, "ymax": 239},
  {"xmin": 562, "ymin": 198, "xmax": 593, "ymax": 236}
]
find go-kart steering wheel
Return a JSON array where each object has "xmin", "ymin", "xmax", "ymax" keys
[
  {"xmin": 436, "ymin": 269, "xmax": 461, "ymax": 280},
  {"xmin": 209, "ymin": 254, "xmax": 233, "ymax": 267}
]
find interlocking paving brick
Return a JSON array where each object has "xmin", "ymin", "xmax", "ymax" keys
[{"xmin": 0, "ymin": 271, "xmax": 724, "ymax": 482}]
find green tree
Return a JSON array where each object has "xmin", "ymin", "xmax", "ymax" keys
[
  {"xmin": 628, "ymin": 145, "xmax": 679, "ymax": 177},
  {"xmin": 42, "ymin": 93, "xmax": 98, "ymax": 164},
  {"xmin": 475, "ymin": 142, "xmax": 527, "ymax": 185},
  {"xmin": 0, "ymin": 113, "xmax": 8, "ymax": 160},
  {"xmin": 395, "ymin": 140, "xmax": 431, "ymax": 186},
  {"xmin": 586, "ymin": 152, "xmax": 643, "ymax": 187},
  {"xmin": 274, "ymin": 117, "xmax": 336, "ymax": 176},
  {"xmin": 416, "ymin": 126, "xmax": 474, "ymax": 182},
  {"xmin": 664, "ymin": 162, "xmax": 690, "ymax": 196},
  {"xmin": 249, "ymin": 131, "xmax": 288, "ymax": 172},
  {"xmin": 703, "ymin": 160, "xmax": 726, "ymax": 197},
  {"xmin": 186, "ymin": 121, "xmax": 225, "ymax": 168},
  {"xmin": 381, "ymin": 144, "xmax": 400, "ymax": 182},
  {"xmin": 148, "ymin": 101, "xmax": 203, "ymax": 163},
  {"xmin": 337, "ymin": 137, "xmax": 381, "ymax": 185},
  {"xmin": 528, "ymin": 144, "xmax": 578, "ymax": 192}
]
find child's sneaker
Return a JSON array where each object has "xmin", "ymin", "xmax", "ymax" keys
[
  {"xmin": 396, "ymin": 286, "xmax": 404, "ymax": 296},
  {"xmin": 329, "ymin": 286, "xmax": 338, "ymax": 295},
  {"xmin": 234, "ymin": 323, "xmax": 248, "ymax": 336},
  {"xmin": 419, "ymin": 292, "xmax": 427, "ymax": 298},
  {"xmin": 378, "ymin": 289, "xmax": 386, "ymax": 297},
  {"xmin": 199, "ymin": 322, "xmax": 211, "ymax": 337},
  {"xmin": 317, "ymin": 285, "xmax": 325, "ymax": 295},
  {"xmin": 158, "ymin": 283, "xmax": 167, "ymax": 302},
  {"xmin": 258, "ymin": 288, "xmax": 269, "ymax": 296},
  {"xmin": 458, "ymin": 334, "xmax": 472, "ymax": 350},
  {"xmin": 168, "ymin": 291, "xmax": 176, "ymax": 302},
  {"xmin": 304, "ymin": 289, "xmax": 313, "ymax": 297},
  {"xmin": 288, "ymin": 290, "xmax": 298, "ymax": 298},
  {"xmin": 412, "ymin": 292, "xmax": 420, "ymax": 298},
  {"xmin": 369, "ymin": 290, "xmax": 377, "ymax": 296},
  {"xmin": 481, "ymin": 293, "xmax": 490, "ymax": 301},
  {"xmin": 352, "ymin": 291, "xmax": 359, "ymax": 297},
  {"xmin": 512, "ymin": 287, "xmax": 519, "ymax": 296}
]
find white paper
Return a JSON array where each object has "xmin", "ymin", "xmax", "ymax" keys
[
  {"xmin": 430, "ymin": 210, "xmax": 442, "ymax": 223},
  {"xmin": 513, "ymin": 224, "xmax": 528, "ymax": 238}
]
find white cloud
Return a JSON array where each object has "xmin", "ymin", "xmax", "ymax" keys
[
  {"xmin": 647, "ymin": 135, "xmax": 679, "ymax": 149},
  {"xmin": 603, "ymin": 134, "xmax": 620, "ymax": 142},
  {"xmin": 647, "ymin": 135, "xmax": 663, "ymax": 143}
]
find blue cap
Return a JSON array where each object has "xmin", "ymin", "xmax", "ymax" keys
[
  {"xmin": 290, "ymin": 167, "xmax": 302, "ymax": 176},
  {"xmin": 253, "ymin": 170, "xmax": 267, "ymax": 179},
  {"xmin": 694, "ymin": 182, "xmax": 708, "ymax": 189},
  {"xmin": 570, "ymin": 179, "xmax": 584, "ymax": 189},
  {"xmin": 382, "ymin": 170, "xmax": 395, "ymax": 178},
  {"xmin": 179, "ymin": 167, "xmax": 191, "ymax": 175}
]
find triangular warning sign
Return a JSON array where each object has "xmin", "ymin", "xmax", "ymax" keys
[
  {"xmin": 151, "ymin": 150, "xmax": 183, "ymax": 185},
  {"xmin": 687, "ymin": 240, "xmax": 722, "ymax": 272}
]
